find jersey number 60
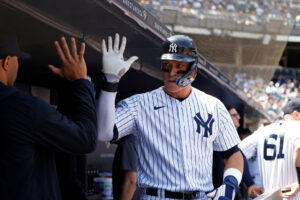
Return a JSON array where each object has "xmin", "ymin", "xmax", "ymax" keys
[{"xmin": 263, "ymin": 134, "xmax": 285, "ymax": 161}]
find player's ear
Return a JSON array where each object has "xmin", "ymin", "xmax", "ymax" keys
[
  {"xmin": 297, "ymin": 111, "xmax": 300, "ymax": 121},
  {"xmin": 0, "ymin": 56, "xmax": 10, "ymax": 71},
  {"xmin": 291, "ymin": 110, "xmax": 300, "ymax": 121}
]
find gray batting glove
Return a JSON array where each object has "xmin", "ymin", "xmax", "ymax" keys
[{"xmin": 102, "ymin": 33, "xmax": 138, "ymax": 83}]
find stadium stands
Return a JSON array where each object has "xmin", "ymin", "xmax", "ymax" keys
[
  {"xmin": 139, "ymin": 0, "xmax": 297, "ymax": 67},
  {"xmin": 233, "ymin": 68, "xmax": 300, "ymax": 120},
  {"xmin": 139, "ymin": 0, "xmax": 300, "ymax": 120},
  {"xmin": 140, "ymin": 0, "xmax": 298, "ymax": 26},
  {"xmin": 139, "ymin": 0, "xmax": 299, "ymax": 23}
]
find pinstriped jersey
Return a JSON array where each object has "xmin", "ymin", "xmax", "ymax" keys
[
  {"xmin": 239, "ymin": 121, "xmax": 300, "ymax": 200},
  {"xmin": 115, "ymin": 86, "xmax": 240, "ymax": 192}
]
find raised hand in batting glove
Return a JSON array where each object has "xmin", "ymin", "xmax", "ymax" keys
[
  {"xmin": 102, "ymin": 33, "xmax": 138, "ymax": 83},
  {"xmin": 207, "ymin": 176, "xmax": 239, "ymax": 200}
]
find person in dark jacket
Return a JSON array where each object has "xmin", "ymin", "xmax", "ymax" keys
[
  {"xmin": 0, "ymin": 34, "xmax": 97, "ymax": 200},
  {"xmin": 55, "ymin": 83, "xmax": 90, "ymax": 200}
]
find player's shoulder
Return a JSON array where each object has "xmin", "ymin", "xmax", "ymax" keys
[
  {"xmin": 253, "ymin": 123, "xmax": 277, "ymax": 136},
  {"xmin": 140, "ymin": 86, "xmax": 174, "ymax": 102},
  {"xmin": 192, "ymin": 87, "xmax": 227, "ymax": 117},
  {"xmin": 282, "ymin": 120, "xmax": 300, "ymax": 127},
  {"xmin": 251, "ymin": 121, "xmax": 292, "ymax": 137},
  {"xmin": 122, "ymin": 93, "xmax": 141, "ymax": 103},
  {"xmin": 121, "ymin": 87, "xmax": 162, "ymax": 103},
  {"xmin": 264, "ymin": 121, "xmax": 300, "ymax": 133},
  {"xmin": 144, "ymin": 86, "xmax": 163, "ymax": 96},
  {"xmin": 281, "ymin": 121, "xmax": 300, "ymax": 137},
  {"xmin": 192, "ymin": 87, "xmax": 221, "ymax": 104},
  {"xmin": 117, "ymin": 92, "xmax": 143, "ymax": 109}
]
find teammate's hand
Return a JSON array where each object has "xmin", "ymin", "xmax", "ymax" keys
[
  {"xmin": 49, "ymin": 37, "xmax": 87, "ymax": 81},
  {"xmin": 248, "ymin": 184, "xmax": 263, "ymax": 198},
  {"xmin": 281, "ymin": 183, "xmax": 300, "ymax": 199},
  {"xmin": 101, "ymin": 33, "xmax": 138, "ymax": 83}
]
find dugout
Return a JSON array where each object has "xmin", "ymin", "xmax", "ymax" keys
[{"xmin": 0, "ymin": 0, "xmax": 270, "ymax": 195}]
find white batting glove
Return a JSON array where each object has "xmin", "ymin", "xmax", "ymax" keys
[
  {"xmin": 102, "ymin": 33, "xmax": 138, "ymax": 83},
  {"xmin": 207, "ymin": 184, "xmax": 235, "ymax": 200},
  {"xmin": 207, "ymin": 176, "xmax": 238, "ymax": 200}
]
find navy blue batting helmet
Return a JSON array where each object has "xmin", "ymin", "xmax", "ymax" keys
[{"xmin": 161, "ymin": 35, "xmax": 198, "ymax": 87}]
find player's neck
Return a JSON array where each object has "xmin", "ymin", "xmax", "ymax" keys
[{"xmin": 163, "ymin": 85, "xmax": 192, "ymax": 99}]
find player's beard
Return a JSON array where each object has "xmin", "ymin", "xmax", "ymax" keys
[
  {"xmin": 164, "ymin": 83, "xmax": 182, "ymax": 93},
  {"xmin": 163, "ymin": 81, "xmax": 191, "ymax": 98}
]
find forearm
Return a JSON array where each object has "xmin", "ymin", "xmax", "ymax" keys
[
  {"xmin": 41, "ymin": 37, "xmax": 98, "ymax": 153},
  {"xmin": 120, "ymin": 183, "xmax": 136, "ymax": 200},
  {"xmin": 294, "ymin": 140, "xmax": 300, "ymax": 184},
  {"xmin": 98, "ymin": 33, "xmax": 137, "ymax": 141},
  {"xmin": 120, "ymin": 172, "xmax": 137, "ymax": 200},
  {"xmin": 295, "ymin": 147, "xmax": 300, "ymax": 167},
  {"xmin": 223, "ymin": 150, "xmax": 244, "ymax": 189},
  {"xmin": 69, "ymin": 80, "xmax": 98, "ymax": 150},
  {"xmin": 69, "ymin": 79, "xmax": 97, "ymax": 122},
  {"xmin": 207, "ymin": 151, "xmax": 244, "ymax": 200},
  {"xmin": 96, "ymin": 90, "xmax": 117, "ymax": 141},
  {"xmin": 296, "ymin": 150, "xmax": 300, "ymax": 185},
  {"xmin": 36, "ymin": 79, "xmax": 98, "ymax": 154},
  {"xmin": 224, "ymin": 151, "xmax": 244, "ymax": 174}
]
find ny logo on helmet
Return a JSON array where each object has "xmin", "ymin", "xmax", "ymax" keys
[
  {"xmin": 168, "ymin": 43, "xmax": 177, "ymax": 53},
  {"xmin": 193, "ymin": 113, "xmax": 215, "ymax": 137}
]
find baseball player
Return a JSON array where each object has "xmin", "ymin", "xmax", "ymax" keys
[
  {"xmin": 239, "ymin": 98, "xmax": 300, "ymax": 200},
  {"xmin": 96, "ymin": 34, "xmax": 244, "ymax": 199},
  {"xmin": 213, "ymin": 106, "xmax": 263, "ymax": 200}
]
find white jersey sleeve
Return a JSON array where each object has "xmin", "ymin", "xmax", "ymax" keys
[
  {"xmin": 97, "ymin": 91, "xmax": 117, "ymax": 141},
  {"xmin": 213, "ymin": 101, "xmax": 241, "ymax": 151},
  {"xmin": 239, "ymin": 130, "xmax": 260, "ymax": 160},
  {"xmin": 115, "ymin": 94, "xmax": 139, "ymax": 139}
]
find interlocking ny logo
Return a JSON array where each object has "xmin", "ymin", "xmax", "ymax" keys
[
  {"xmin": 168, "ymin": 43, "xmax": 177, "ymax": 53},
  {"xmin": 193, "ymin": 113, "xmax": 215, "ymax": 137}
]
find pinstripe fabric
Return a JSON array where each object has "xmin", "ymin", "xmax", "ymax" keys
[
  {"xmin": 239, "ymin": 121, "xmax": 300, "ymax": 200},
  {"xmin": 115, "ymin": 86, "xmax": 240, "ymax": 193}
]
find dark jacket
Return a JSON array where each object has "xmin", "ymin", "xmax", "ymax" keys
[
  {"xmin": 0, "ymin": 79, "xmax": 97, "ymax": 200},
  {"xmin": 56, "ymin": 153, "xmax": 88, "ymax": 200},
  {"xmin": 55, "ymin": 82, "xmax": 90, "ymax": 200}
]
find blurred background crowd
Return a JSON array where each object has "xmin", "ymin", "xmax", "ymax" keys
[
  {"xmin": 139, "ymin": 0, "xmax": 299, "ymax": 25},
  {"xmin": 139, "ymin": 0, "xmax": 300, "ymax": 121},
  {"xmin": 234, "ymin": 68, "xmax": 300, "ymax": 119}
]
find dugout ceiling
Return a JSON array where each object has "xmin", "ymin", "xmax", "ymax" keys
[{"xmin": 0, "ymin": 0, "xmax": 271, "ymax": 121}]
